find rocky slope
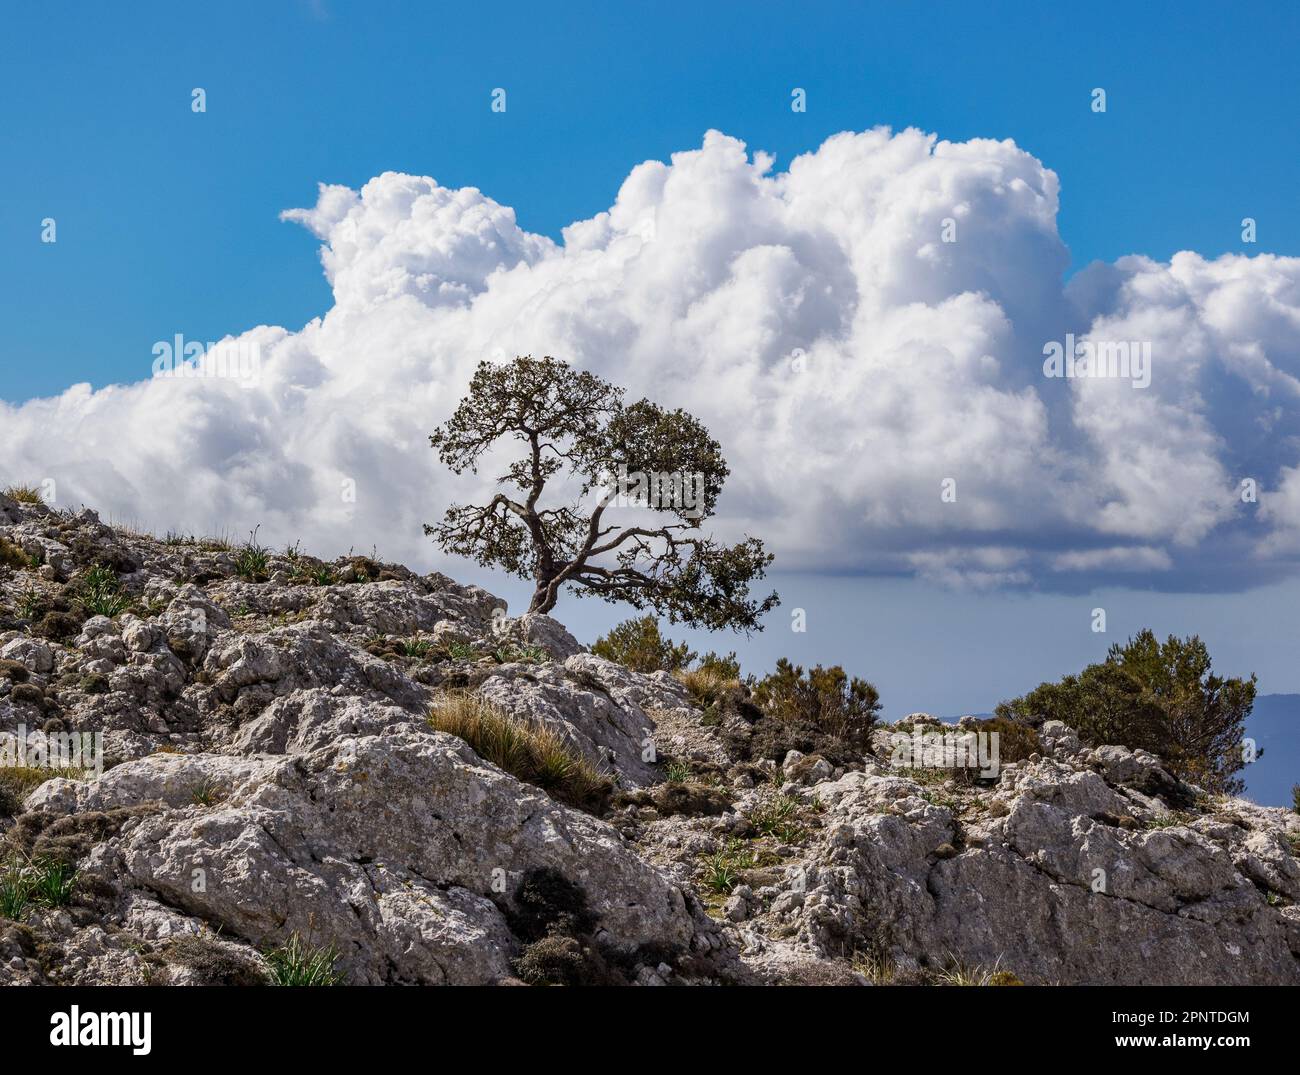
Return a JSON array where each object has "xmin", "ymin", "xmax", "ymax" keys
[{"xmin": 1, "ymin": 492, "xmax": 1298, "ymax": 985}]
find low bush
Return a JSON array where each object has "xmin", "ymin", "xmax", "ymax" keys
[
  {"xmin": 996, "ymin": 630, "xmax": 1255, "ymax": 794},
  {"xmin": 591, "ymin": 615, "xmax": 694, "ymax": 673},
  {"xmin": 751, "ymin": 659, "xmax": 880, "ymax": 752},
  {"xmin": 717, "ymin": 659, "xmax": 880, "ymax": 766}
]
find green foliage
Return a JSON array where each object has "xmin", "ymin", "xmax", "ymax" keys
[
  {"xmin": 14, "ymin": 585, "xmax": 44, "ymax": 620},
  {"xmin": 29, "ymin": 859, "xmax": 77, "ymax": 906},
  {"xmin": 996, "ymin": 630, "xmax": 1256, "ymax": 795},
  {"xmin": 78, "ymin": 565, "xmax": 130, "ymax": 617},
  {"xmin": 493, "ymin": 642, "xmax": 548, "ymax": 664},
  {"xmin": 697, "ymin": 838, "xmax": 762, "ymax": 898},
  {"xmin": 699, "ymin": 853, "xmax": 739, "ymax": 895},
  {"xmin": 676, "ymin": 664, "xmax": 739, "ymax": 711},
  {"xmin": 591, "ymin": 615, "xmax": 695, "ymax": 673},
  {"xmin": 265, "ymin": 934, "xmax": 343, "ymax": 986},
  {"xmin": 427, "ymin": 355, "xmax": 778, "ymax": 630},
  {"xmin": 973, "ymin": 717, "xmax": 1040, "ymax": 766},
  {"xmin": 0, "ymin": 855, "xmax": 78, "ymax": 920},
  {"xmin": 696, "ymin": 650, "xmax": 741, "ymax": 680},
  {"xmin": 747, "ymin": 793, "xmax": 809, "ymax": 844},
  {"xmin": 190, "ymin": 777, "xmax": 226, "ymax": 806},
  {"xmin": 1291, "ymin": 784, "xmax": 1299, "ymax": 815},
  {"xmin": 441, "ymin": 640, "xmax": 481, "ymax": 662},
  {"xmin": 0, "ymin": 862, "xmax": 29, "ymax": 920},
  {"xmin": 664, "ymin": 760, "xmax": 691, "ymax": 784},
  {"xmin": 233, "ymin": 526, "xmax": 271, "ymax": 581},
  {"xmin": 397, "ymin": 638, "xmax": 434, "ymax": 659},
  {"xmin": 751, "ymin": 658, "xmax": 881, "ymax": 756}
]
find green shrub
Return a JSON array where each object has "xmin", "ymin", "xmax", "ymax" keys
[
  {"xmin": 493, "ymin": 642, "xmax": 547, "ymax": 664},
  {"xmin": 696, "ymin": 651, "xmax": 740, "ymax": 680},
  {"xmin": 29, "ymin": 859, "xmax": 77, "ymax": 907},
  {"xmin": 439, "ymin": 640, "xmax": 481, "ymax": 662},
  {"xmin": 664, "ymin": 760, "xmax": 690, "ymax": 784},
  {"xmin": 749, "ymin": 658, "xmax": 881, "ymax": 758},
  {"xmin": 973, "ymin": 717, "xmax": 1040, "ymax": 765},
  {"xmin": 397, "ymin": 638, "xmax": 434, "ymax": 659},
  {"xmin": 591, "ymin": 615, "xmax": 695, "ymax": 673},
  {"xmin": 429, "ymin": 693, "xmax": 612, "ymax": 812},
  {"xmin": 0, "ymin": 861, "xmax": 30, "ymax": 920},
  {"xmin": 996, "ymin": 630, "xmax": 1256, "ymax": 795}
]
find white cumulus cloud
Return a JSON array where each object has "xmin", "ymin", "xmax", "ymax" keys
[{"xmin": 3, "ymin": 127, "xmax": 1299, "ymax": 591}]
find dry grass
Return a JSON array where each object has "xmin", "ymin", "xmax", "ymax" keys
[
  {"xmin": 932, "ymin": 956, "xmax": 1023, "ymax": 986},
  {"xmin": 2, "ymin": 485, "xmax": 44, "ymax": 505},
  {"xmin": 0, "ymin": 765, "xmax": 65, "ymax": 816},
  {"xmin": 675, "ymin": 666, "xmax": 739, "ymax": 708},
  {"xmin": 428, "ymin": 692, "xmax": 612, "ymax": 812},
  {"xmin": 0, "ymin": 537, "xmax": 34, "ymax": 570}
]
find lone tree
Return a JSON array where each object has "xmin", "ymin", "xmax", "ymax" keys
[{"xmin": 427, "ymin": 355, "xmax": 779, "ymax": 630}]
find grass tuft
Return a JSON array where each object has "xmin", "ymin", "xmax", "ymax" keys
[
  {"xmin": 265, "ymin": 934, "xmax": 344, "ymax": 986},
  {"xmin": 233, "ymin": 526, "xmax": 271, "ymax": 581},
  {"xmin": 3, "ymin": 485, "xmax": 45, "ymax": 505},
  {"xmin": 493, "ymin": 642, "xmax": 547, "ymax": 664},
  {"xmin": 79, "ymin": 565, "xmax": 130, "ymax": 617},
  {"xmin": 675, "ymin": 666, "xmax": 739, "ymax": 709},
  {"xmin": 428, "ymin": 692, "xmax": 612, "ymax": 812},
  {"xmin": 748, "ymin": 793, "xmax": 809, "ymax": 844},
  {"xmin": 0, "ymin": 765, "xmax": 62, "ymax": 816},
  {"xmin": 0, "ymin": 854, "xmax": 78, "ymax": 921},
  {"xmin": 190, "ymin": 777, "xmax": 226, "ymax": 806}
]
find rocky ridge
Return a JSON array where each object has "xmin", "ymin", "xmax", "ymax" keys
[{"xmin": 1, "ymin": 492, "xmax": 1297, "ymax": 985}]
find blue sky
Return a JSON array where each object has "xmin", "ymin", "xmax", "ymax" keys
[
  {"xmin": 2, "ymin": 0, "xmax": 1297, "ymax": 400},
  {"xmin": 2, "ymin": 3, "xmax": 1299, "ymax": 800}
]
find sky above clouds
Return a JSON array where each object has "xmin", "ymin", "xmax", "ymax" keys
[{"xmin": 2, "ymin": 1, "xmax": 1298, "ymax": 724}]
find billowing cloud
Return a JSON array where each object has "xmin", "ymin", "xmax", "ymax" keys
[{"xmin": 3, "ymin": 128, "xmax": 1299, "ymax": 591}]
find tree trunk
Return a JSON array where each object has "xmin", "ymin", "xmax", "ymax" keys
[{"xmin": 530, "ymin": 574, "xmax": 559, "ymax": 614}]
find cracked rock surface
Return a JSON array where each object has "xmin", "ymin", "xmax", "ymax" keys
[{"xmin": 1, "ymin": 492, "xmax": 1298, "ymax": 985}]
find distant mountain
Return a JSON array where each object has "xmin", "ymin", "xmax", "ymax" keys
[{"xmin": 937, "ymin": 696, "xmax": 1298, "ymax": 809}]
